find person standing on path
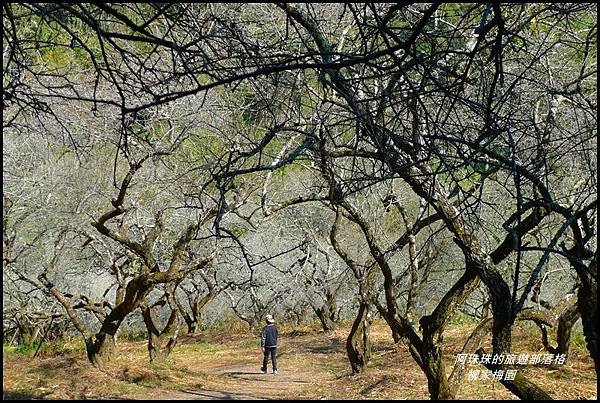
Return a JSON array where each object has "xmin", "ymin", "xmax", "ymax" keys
[{"xmin": 260, "ymin": 314, "xmax": 279, "ymax": 374}]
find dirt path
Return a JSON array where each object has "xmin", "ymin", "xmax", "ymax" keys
[{"xmin": 155, "ymin": 364, "xmax": 314, "ymax": 400}]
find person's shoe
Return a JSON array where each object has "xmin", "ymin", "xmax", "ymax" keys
[
  {"xmin": 261, "ymin": 368, "xmax": 267, "ymax": 374},
  {"xmin": 273, "ymin": 370, "xmax": 278, "ymax": 374}
]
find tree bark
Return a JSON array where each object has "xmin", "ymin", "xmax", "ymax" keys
[
  {"xmin": 86, "ymin": 332, "xmax": 116, "ymax": 367},
  {"xmin": 346, "ymin": 301, "xmax": 372, "ymax": 374},
  {"xmin": 555, "ymin": 300, "xmax": 580, "ymax": 360},
  {"xmin": 575, "ymin": 258, "xmax": 597, "ymax": 377},
  {"xmin": 419, "ymin": 268, "xmax": 480, "ymax": 399},
  {"xmin": 87, "ymin": 275, "xmax": 153, "ymax": 365},
  {"xmin": 476, "ymin": 347, "xmax": 553, "ymax": 400},
  {"xmin": 314, "ymin": 306, "xmax": 337, "ymax": 333},
  {"xmin": 141, "ymin": 285, "xmax": 181, "ymax": 362},
  {"xmin": 181, "ymin": 293, "xmax": 215, "ymax": 334},
  {"xmin": 142, "ymin": 307, "xmax": 179, "ymax": 362},
  {"xmin": 447, "ymin": 318, "xmax": 493, "ymax": 396}
]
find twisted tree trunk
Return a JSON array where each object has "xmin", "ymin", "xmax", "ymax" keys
[
  {"xmin": 141, "ymin": 304, "xmax": 180, "ymax": 362},
  {"xmin": 180, "ymin": 293, "xmax": 215, "ymax": 334},
  {"xmin": 87, "ymin": 275, "xmax": 154, "ymax": 366},
  {"xmin": 346, "ymin": 301, "xmax": 373, "ymax": 374},
  {"xmin": 314, "ymin": 305, "xmax": 337, "ymax": 333}
]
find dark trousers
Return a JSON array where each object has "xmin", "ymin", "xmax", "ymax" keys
[{"xmin": 262, "ymin": 347, "xmax": 277, "ymax": 371}]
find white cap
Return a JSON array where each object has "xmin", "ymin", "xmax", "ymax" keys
[{"xmin": 265, "ymin": 314, "xmax": 274, "ymax": 323}]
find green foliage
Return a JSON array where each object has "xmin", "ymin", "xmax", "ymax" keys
[
  {"xmin": 3, "ymin": 342, "xmax": 39, "ymax": 356},
  {"xmin": 121, "ymin": 330, "xmax": 148, "ymax": 342},
  {"xmin": 229, "ymin": 224, "xmax": 249, "ymax": 238},
  {"xmin": 448, "ymin": 312, "xmax": 479, "ymax": 326},
  {"xmin": 2, "ymin": 336, "xmax": 86, "ymax": 357},
  {"xmin": 15, "ymin": 8, "xmax": 100, "ymax": 70},
  {"xmin": 570, "ymin": 329, "xmax": 589, "ymax": 355},
  {"xmin": 179, "ymin": 133, "xmax": 225, "ymax": 162},
  {"xmin": 272, "ymin": 161, "xmax": 308, "ymax": 180}
]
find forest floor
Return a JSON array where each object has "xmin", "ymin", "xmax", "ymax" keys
[{"xmin": 3, "ymin": 320, "xmax": 597, "ymax": 400}]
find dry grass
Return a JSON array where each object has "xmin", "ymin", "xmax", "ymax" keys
[{"xmin": 3, "ymin": 320, "xmax": 596, "ymax": 400}]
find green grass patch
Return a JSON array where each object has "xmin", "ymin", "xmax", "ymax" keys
[
  {"xmin": 3, "ymin": 336, "xmax": 87, "ymax": 357},
  {"xmin": 3, "ymin": 343, "xmax": 39, "ymax": 356},
  {"xmin": 241, "ymin": 338, "xmax": 261, "ymax": 349},
  {"xmin": 448, "ymin": 312, "xmax": 479, "ymax": 326},
  {"xmin": 180, "ymin": 341, "xmax": 221, "ymax": 356},
  {"xmin": 570, "ymin": 330, "xmax": 589, "ymax": 355},
  {"xmin": 120, "ymin": 330, "xmax": 148, "ymax": 342}
]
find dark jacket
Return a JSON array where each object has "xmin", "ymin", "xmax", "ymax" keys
[{"xmin": 261, "ymin": 324, "xmax": 278, "ymax": 348}]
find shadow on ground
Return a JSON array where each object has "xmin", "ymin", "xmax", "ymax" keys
[
  {"xmin": 224, "ymin": 370, "xmax": 265, "ymax": 376},
  {"xmin": 306, "ymin": 344, "xmax": 344, "ymax": 354},
  {"xmin": 3, "ymin": 391, "xmax": 50, "ymax": 400},
  {"xmin": 179, "ymin": 389, "xmax": 264, "ymax": 400}
]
